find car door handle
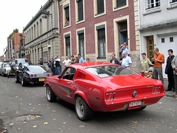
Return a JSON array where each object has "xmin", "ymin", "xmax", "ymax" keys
[{"xmin": 67, "ymin": 82, "xmax": 71, "ymax": 85}]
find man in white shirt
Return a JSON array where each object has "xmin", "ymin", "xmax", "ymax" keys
[
  {"xmin": 63, "ymin": 56, "xmax": 71, "ymax": 67},
  {"xmin": 121, "ymin": 51, "xmax": 132, "ymax": 70}
]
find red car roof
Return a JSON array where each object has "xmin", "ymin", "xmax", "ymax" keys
[{"xmin": 69, "ymin": 62, "xmax": 117, "ymax": 69}]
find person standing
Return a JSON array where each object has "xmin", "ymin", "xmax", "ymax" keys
[
  {"xmin": 70, "ymin": 55, "xmax": 75, "ymax": 64},
  {"xmin": 152, "ymin": 48, "xmax": 165, "ymax": 83},
  {"xmin": 121, "ymin": 51, "xmax": 132, "ymax": 70},
  {"xmin": 110, "ymin": 53, "xmax": 120, "ymax": 65},
  {"xmin": 38, "ymin": 58, "xmax": 43, "ymax": 65},
  {"xmin": 78, "ymin": 54, "xmax": 84, "ymax": 63},
  {"xmin": 51, "ymin": 58, "xmax": 55, "ymax": 75},
  {"xmin": 165, "ymin": 49, "xmax": 175, "ymax": 91},
  {"xmin": 63, "ymin": 56, "xmax": 71, "ymax": 67},
  {"xmin": 86, "ymin": 58, "xmax": 90, "ymax": 62},
  {"xmin": 54, "ymin": 56, "xmax": 61, "ymax": 75},
  {"xmin": 47, "ymin": 58, "xmax": 52, "ymax": 72},
  {"xmin": 121, "ymin": 42, "xmax": 130, "ymax": 58},
  {"xmin": 140, "ymin": 53, "xmax": 153, "ymax": 72},
  {"xmin": 171, "ymin": 55, "xmax": 177, "ymax": 96}
]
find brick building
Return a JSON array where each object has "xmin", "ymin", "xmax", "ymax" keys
[
  {"xmin": 59, "ymin": 0, "xmax": 140, "ymax": 71},
  {"xmin": 7, "ymin": 33, "xmax": 23, "ymax": 60}
]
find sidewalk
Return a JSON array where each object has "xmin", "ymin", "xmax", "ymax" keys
[{"xmin": 164, "ymin": 78, "xmax": 176, "ymax": 98}]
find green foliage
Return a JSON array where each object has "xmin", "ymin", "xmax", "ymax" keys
[{"xmin": 8, "ymin": 29, "xmax": 19, "ymax": 38}]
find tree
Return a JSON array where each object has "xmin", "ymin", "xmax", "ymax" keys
[{"xmin": 8, "ymin": 29, "xmax": 19, "ymax": 38}]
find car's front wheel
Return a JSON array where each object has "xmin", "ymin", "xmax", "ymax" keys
[
  {"xmin": 46, "ymin": 85, "xmax": 56, "ymax": 102},
  {"xmin": 75, "ymin": 96, "xmax": 94, "ymax": 121}
]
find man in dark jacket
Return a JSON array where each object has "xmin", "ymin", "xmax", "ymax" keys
[
  {"xmin": 110, "ymin": 53, "xmax": 120, "ymax": 65},
  {"xmin": 165, "ymin": 49, "xmax": 175, "ymax": 91}
]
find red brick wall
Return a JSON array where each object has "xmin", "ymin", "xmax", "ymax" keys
[{"xmin": 60, "ymin": 0, "xmax": 136, "ymax": 56}]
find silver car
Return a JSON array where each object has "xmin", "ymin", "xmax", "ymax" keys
[{"xmin": 0, "ymin": 63, "xmax": 11, "ymax": 76}]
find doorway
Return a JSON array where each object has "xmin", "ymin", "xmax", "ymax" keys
[{"xmin": 146, "ymin": 36, "xmax": 154, "ymax": 59}]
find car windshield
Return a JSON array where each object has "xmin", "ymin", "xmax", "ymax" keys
[
  {"xmin": 85, "ymin": 65, "xmax": 136, "ymax": 78},
  {"xmin": 27, "ymin": 66, "xmax": 46, "ymax": 72},
  {"xmin": 4, "ymin": 64, "xmax": 10, "ymax": 67}
]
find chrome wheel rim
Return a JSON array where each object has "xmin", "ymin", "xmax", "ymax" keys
[
  {"xmin": 76, "ymin": 97, "xmax": 84, "ymax": 118},
  {"xmin": 46, "ymin": 86, "xmax": 51, "ymax": 101}
]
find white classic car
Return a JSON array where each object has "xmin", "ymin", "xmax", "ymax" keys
[{"xmin": 0, "ymin": 63, "xmax": 11, "ymax": 76}]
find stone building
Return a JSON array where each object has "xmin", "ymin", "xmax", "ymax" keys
[
  {"xmin": 59, "ymin": 0, "xmax": 140, "ymax": 71},
  {"xmin": 139, "ymin": 0, "xmax": 177, "ymax": 78},
  {"xmin": 23, "ymin": 0, "xmax": 60, "ymax": 65}
]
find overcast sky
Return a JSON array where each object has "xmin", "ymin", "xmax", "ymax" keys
[{"xmin": 0, "ymin": 0, "xmax": 47, "ymax": 55}]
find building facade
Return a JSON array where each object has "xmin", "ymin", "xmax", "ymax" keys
[
  {"xmin": 24, "ymin": 0, "xmax": 60, "ymax": 65},
  {"xmin": 59, "ymin": 0, "xmax": 140, "ymax": 71},
  {"xmin": 7, "ymin": 33, "xmax": 22, "ymax": 60},
  {"xmin": 139, "ymin": 0, "xmax": 177, "ymax": 78}
]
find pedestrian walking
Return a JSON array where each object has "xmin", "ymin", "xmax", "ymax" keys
[
  {"xmin": 110, "ymin": 53, "xmax": 120, "ymax": 65},
  {"xmin": 165, "ymin": 49, "xmax": 175, "ymax": 91},
  {"xmin": 63, "ymin": 56, "xmax": 71, "ymax": 67},
  {"xmin": 121, "ymin": 51, "xmax": 132, "ymax": 70},
  {"xmin": 171, "ymin": 55, "xmax": 177, "ymax": 96},
  {"xmin": 152, "ymin": 48, "xmax": 165, "ymax": 83}
]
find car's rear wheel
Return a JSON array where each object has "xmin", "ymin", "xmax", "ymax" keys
[
  {"xmin": 15, "ymin": 74, "xmax": 20, "ymax": 83},
  {"xmin": 46, "ymin": 85, "xmax": 56, "ymax": 102},
  {"xmin": 75, "ymin": 96, "xmax": 94, "ymax": 121},
  {"xmin": 21, "ymin": 77, "xmax": 27, "ymax": 86}
]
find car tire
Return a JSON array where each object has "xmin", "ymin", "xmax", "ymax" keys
[
  {"xmin": 15, "ymin": 74, "xmax": 20, "ymax": 83},
  {"xmin": 75, "ymin": 96, "xmax": 94, "ymax": 121},
  {"xmin": 21, "ymin": 77, "xmax": 27, "ymax": 87},
  {"xmin": 46, "ymin": 85, "xmax": 56, "ymax": 102}
]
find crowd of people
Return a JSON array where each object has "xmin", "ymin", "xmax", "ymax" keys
[
  {"xmin": 139, "ymin": 48, "xmax": 177, "ymax": 97},
  {"xmin": 47, "ymin": 54, "xmax": 89, "ymax": 75}
]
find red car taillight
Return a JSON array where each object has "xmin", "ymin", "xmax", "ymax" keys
[
  {"xmin": 105, "ymin": 92, "xmax": 116, "ymax": 102},
  {"xmin": 30, "ymin": 74, "xmax": 33, "ymax": 78},
  {"xmin": 152, "ymin": 86, "xmax": 161, "ymax": 94}
]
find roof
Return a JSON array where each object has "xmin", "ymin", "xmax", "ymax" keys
[{"xmin": 70, "ymin": 62, "xmax": 117, "ymax": 69}]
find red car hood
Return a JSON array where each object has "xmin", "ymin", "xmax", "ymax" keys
[{"xmin": 101, "ymin": 75, "xmax": 162, "ymax": 88}]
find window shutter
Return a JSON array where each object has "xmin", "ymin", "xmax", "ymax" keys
[
  {"xmin": 117, "ymin": 0, "xmax": 126, "ymax": 8},
  {"xmin": 78, "ymin": 0, "xmax": 83, "ymax": 21},
  {"xmin": 97, "ymin": 0, "xmax": 104, "ymax": 14}
]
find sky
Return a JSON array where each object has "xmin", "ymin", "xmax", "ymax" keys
[{"xmin": 0, "ymin": 0, "xmax": 47, "ymax": 55}]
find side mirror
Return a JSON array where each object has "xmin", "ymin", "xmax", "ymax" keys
[{"xmin": 58, "ymin": 75, "xmax": 62, "ymax": 79}]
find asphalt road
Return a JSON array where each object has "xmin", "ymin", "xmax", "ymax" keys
[{"xmin": 0, "ymin": 76, "xmax": 177, "ymax": 133}]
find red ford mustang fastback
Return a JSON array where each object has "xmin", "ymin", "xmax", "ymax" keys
[{"xmin": 44, "ymin": 62, "xmax": 165, "ymax": 121}]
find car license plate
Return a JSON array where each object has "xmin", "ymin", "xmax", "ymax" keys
[
  {"xmin": 39, "ymin": 78, "xmax": 45, "ymax": 82},
  {"xmin": 129, "ymin": 101, "xmax": 142, "ymax": 107}
]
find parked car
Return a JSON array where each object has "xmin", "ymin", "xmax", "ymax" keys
[
  {"xmin": 44, "ymin": 62, "xmax": 165, "ymax": 121},
  {"xmin": 0, "ymin": 63, "xmax": 11, "ymax": 76},
  {"xmin": 15, "ymin": 65, "xmax": 52, "ymax": 86},
  {"xmin": 12, "ymin": 58, "xmax": 29, "ymax": 71}
]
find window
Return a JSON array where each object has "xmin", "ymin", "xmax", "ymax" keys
[
  {"xmin": 171, "ymin": 0, "xmax": 177, "ymax": 3},
  {"xmin": 147, "ymin": 0, "xmax": 160, "ymax": 9},
  {"xmin": 64, "ymin": 4, "xmax": 70, "ymax": 26},
  {"xmin": 97, "ymin": 0, "xmax": 104, "ymax": 14},
  {"xmin": 77, "ymin": 0, "xmax": 83, "ymax": 21},
  {"xmin": 170, "ymin": 37, "xmax": 174, "ymax": 42},
  {"xmin": 65, "ymin": 34, "xmax": 71, "ymax": 57},
  {"xmin": 116, "ymin": 0, "xmax": 126, "ymax": 8},
  {"xmin": 161, "ymin": 38, "xmax": 165, "ymax": 43},
  {"xmin": 97, "ymin": 25, "xmax": 106, "ymax": 58},
  {"xmin": 78, "ymin": 32, "xmax": 85, "ymax": 59}
]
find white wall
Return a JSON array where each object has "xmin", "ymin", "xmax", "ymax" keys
[{"xmin": 139, "ymin": 0, "xmax": 177, "ymax": 29}]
